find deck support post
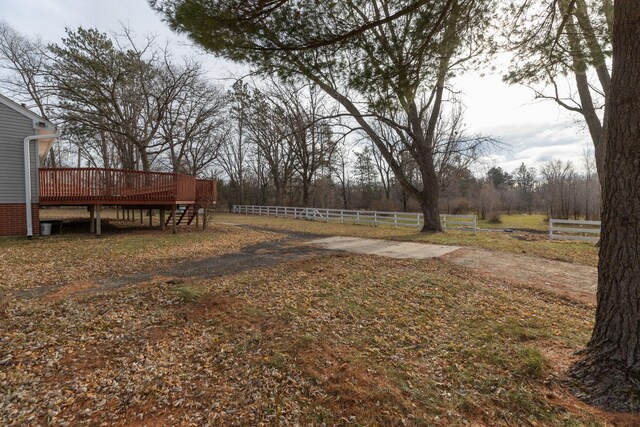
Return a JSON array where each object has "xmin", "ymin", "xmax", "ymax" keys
[
  {"xmin": 196, "ymin": 209, "xmax": 199, "ymax": 228},
  {"xmin": 172, "ymin": 204, "xmax": 177, "ymax": 234},
  {"xmin": 160, "ymin": 208, "xmax": 166, "ymax": 230},
  {"xmin": 202, "ymin": 208, "xmax": 207, "ymax": 230},
  {"xmin": 140, "ymin": 209, "xmax": 143, "ymax": 224},
  {"xmin": 148, "ymin": 209, "xmax": 153, "ymax": 226},
  {"xmin": 89, "ymin": 205, "xmax": 95, "ymax": 234},
  {"xmin": 96, "ymin": 205, "xmax": 102, "ymax": 236}
]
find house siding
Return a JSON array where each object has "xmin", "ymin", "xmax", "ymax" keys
[{"xmin": 0, "ymin": 102, "xmax": 39, "ymax": 204}]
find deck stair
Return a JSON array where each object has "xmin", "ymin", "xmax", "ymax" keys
[{"xmin": 165, "ymin": 205, "xmax": 197, "ymax": 227}]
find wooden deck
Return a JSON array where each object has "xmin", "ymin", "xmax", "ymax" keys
[{"xmin": 39, "ymin": 168, "xmax": 216, "ymax": 207}]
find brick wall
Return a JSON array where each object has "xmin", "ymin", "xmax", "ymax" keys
[{"xmin": 0, "ymin": 204, "xmax": 39, "ymax": 237}]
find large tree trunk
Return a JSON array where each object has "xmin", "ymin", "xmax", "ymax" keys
[
  {"xmin": 569, "ymin": 0, "xmax": 640, "ymax": 411},
  {"xmin": 419, "ymin": 164, "xmax": 442, "ymax": 233}
]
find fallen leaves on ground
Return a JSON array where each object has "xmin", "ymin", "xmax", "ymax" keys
[
  {"xmin": 0, "ymin": 221, "xmax": 281, "ymax": 295},
  {"xmin": 0, "ymin": 251, "xmax": 616, "ymax": 426}
]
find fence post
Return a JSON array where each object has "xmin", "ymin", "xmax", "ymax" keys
[
  {"xmin": 325, "ymin": 209, "xmax": 329, "ymax": 223},
  {"xmin": 549, "ymin": 220, "xmax": 553, "ymax": 241},
  {"xmin": 417, "ymin": 213, "xmax": 421, "ymax": 231},
  {"xmin": 473, "ymin": 216, "xmax": 477, "ymax": 235},
  {"xmin": 442, "ymin": 215, "xmax": 447, "ymax": 231},
  {"xmin": 374, "ymin": 212, "xmax": 378, "ymax": 227},
  {"xmin": 357, "ymin": 211, "xmax": 360, "ymax": 225},
  {"xmin": 394, "ymin": 213, "xmax": 397, "ymax": 228},
  {"xmin": 341, "ymin": 210, "xmax": 344, "ymax": 224}
]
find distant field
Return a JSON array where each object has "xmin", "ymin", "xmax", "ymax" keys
[{"xmin": 477, "ymin": 214, "xmax": 550, "ymax": 231}]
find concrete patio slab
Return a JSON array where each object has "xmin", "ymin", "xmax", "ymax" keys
[{"xmin": 307, "ymin": 236, "xmax": 460, "ymax": 259}]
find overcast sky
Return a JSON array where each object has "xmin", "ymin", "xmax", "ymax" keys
[{"xmin": 1, "ymin": 0, "xmax": 594, "ymax": 175}]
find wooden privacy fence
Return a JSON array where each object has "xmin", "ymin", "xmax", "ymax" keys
[
  {"xmin": 233, "ymin": 205, "xmax": 477, "ymax": 234},
  {"xmin": 549, "ymin": 219, "xmax": 601, "ymax": 243}
]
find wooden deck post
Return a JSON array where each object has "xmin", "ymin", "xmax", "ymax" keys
[
  {"xmin": 89, "ymin": 205, "xmax": 95, "ymax": 234},
  {"xmin": 148, "ymin": 209, "xmax": 153, "ymax": 226},
  {"xmin": 195, "ymin": 209, "xmax": 199, "ymax": 228},
  {"xmin": 160, "ymin": 208, "xmax": 166, "ymax": 230},
  {"xmin": 202, "ymin": 208, "xmax": 207, "ymax": 230},
  {"xmin": 140, "ymin": 209, "xmax": 143, "ymax": 224},
  {"xmin": 172, "ymin": 204, "xmax": 177, "ymax": 234},
  {"xmin": 96, "ymin": 205, "xmax": 102, "ymax": 236}
]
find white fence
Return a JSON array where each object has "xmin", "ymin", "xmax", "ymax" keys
[
  {"xmin": 549, "ymin": 219, "xmax": 601, "ymax": 243},
  {"xmin": 232, "ymin": 205, "xmax": 477, "ymax": 234}
]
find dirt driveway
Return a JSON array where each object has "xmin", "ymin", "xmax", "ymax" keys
[{"xmin": 443, "ymin": 248, "xmax": 597, "ymax": 305}]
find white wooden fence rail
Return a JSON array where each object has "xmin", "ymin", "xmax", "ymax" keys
[
  {"xmin": 549, "ymin": 219, "xmax": 601, "ymax": 243},
  {"xmin": 233, "ymin": 205, "xmax": 477, "ymax": 234}
]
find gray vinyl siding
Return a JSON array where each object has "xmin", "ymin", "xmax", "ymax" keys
[{"xmin": 0, "ymin": 103, "xmax": 38, "ymax": 203}]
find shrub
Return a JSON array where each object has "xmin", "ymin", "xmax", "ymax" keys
[
  {"xmin": 371, "ymin": 198, "xmax": 401, "ymax": 212},
  {"xmin": 519, "ymin": 347, "xmax": 546, "ymax": 378},
  {"xmin": 449, "ymin": 198, "xmax": 473, "ymax": 215},
  {"xmin": 175, "ymin": 285, "xmax": 203, "ymax": 303}
]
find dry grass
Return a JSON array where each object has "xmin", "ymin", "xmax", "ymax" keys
[
  {"xmin": 0, "ymin": 211, "xmax": 624, "ymax": 425},
  {"xmin": 0, "ymin": 253, "xmax": 617, "ymax": 426},
  {"xmin": 218, "ymin": 213, "xmax": 599, "ymax": 266},
  {"xmin": 477, "ymin": 214, "xmax": 550, "ymax": 231},
  {"xmin": 0, "ymin": 218, "xmax": 280, "ymax": 294}
]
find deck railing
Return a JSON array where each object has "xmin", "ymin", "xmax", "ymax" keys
[
  {"xmin": 39, "ymin": 168, "xmax": 197, "ymax": 204},
  {"xmin": 196, "ymin": 179, "xmax": 218, "ymax": 206}
]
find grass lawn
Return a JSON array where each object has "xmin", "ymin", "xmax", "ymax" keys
[
  {"xmin": 217, "ymin": 213, "xmax": 598, "ymax": 267},
  {"xmin": 0, "ymin": 252, "xmax": 610, "ymax": 426},
  {"xmin": 477, "ymin": 213, "xmax": 550, "ymax": 231},
  {"xmin": 0, "ymin": 219, "xmax": 280, "ymax": 294},
  {"xmin": 0, "ymin": 212, "xmax": 620, "ymax": 426}
]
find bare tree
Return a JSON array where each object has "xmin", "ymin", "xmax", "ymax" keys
[
  {"xmin": 0, "ymin": 21, "xmax": 58, "ymax": 165},
  {"xmin": 217, "ymin": 80, "xmax": 250, "ymax": 204},
  {"xmin": 540, "ymin": 159, "xmax": 576, "ymax": 218},
  {"xmin": 276, "ymin": 82, "xmax": 339, "ymax": 206},
  {"xmin": 160, "ymin": 75, "xmax": 228, "ymax": 176},
  {"xmin": 48, "ymin": 27, "xmax": 200, "ymax": 171}
]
